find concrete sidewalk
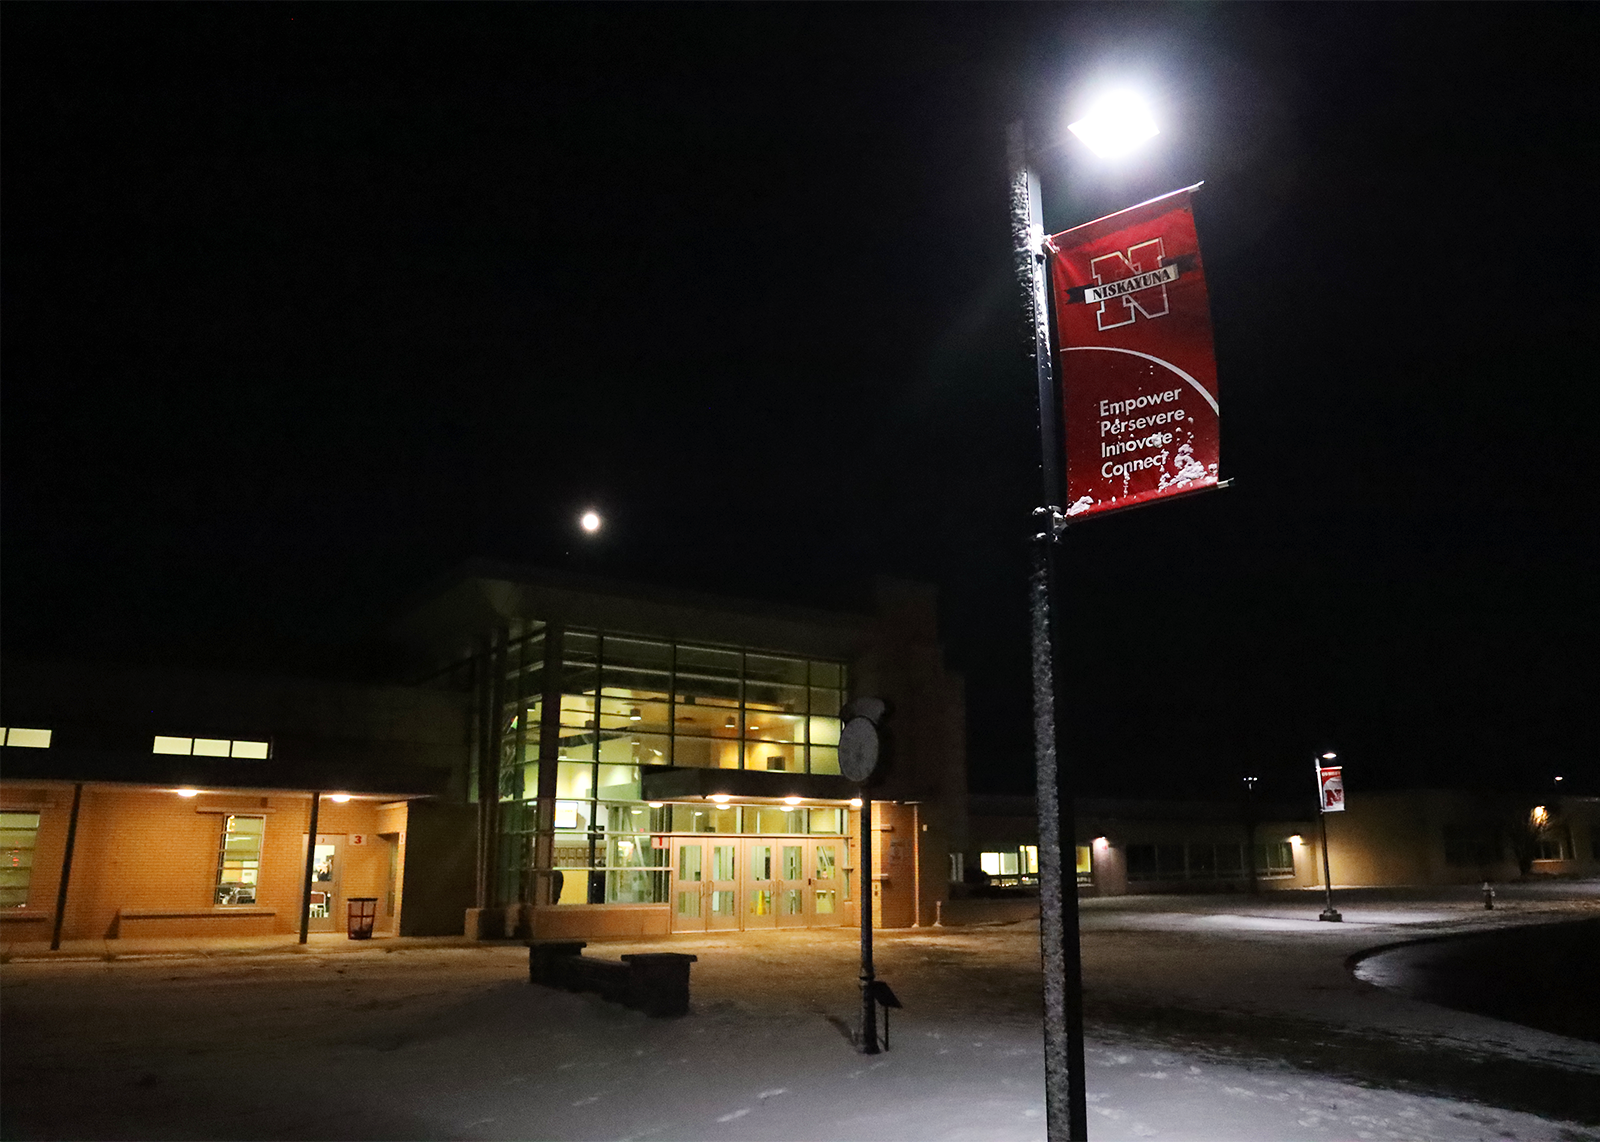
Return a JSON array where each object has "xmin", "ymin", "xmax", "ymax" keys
[{"xmin": 0, "ymin": 930, "xmax": 510, "ymax": 963}]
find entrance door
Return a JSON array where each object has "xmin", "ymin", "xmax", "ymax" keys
[
  {"xmin": 303, "ymin": 834, "xmax": 343, "ymax": 933},
  {"xmin": 775, "ymin": 842, "xmax": 807, "ymax": 928},
  {"xmin": 672, "ymin": 839, "xmax": 707, "ymax": 933},
  {"xmin": 707, "ymin": 841, "xmax": 740, "ymax": 932},
  {"xmin": 810, "ymin": 839, "xmax": 843, "ymax": 926},
  {"xmin": 744, "ymin": 840, "xmax": 776, "ymax": 931}
]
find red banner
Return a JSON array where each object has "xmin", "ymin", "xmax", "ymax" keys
[
  {"xmin": 1047, "ymin": 185, "xmax": 1220, "ymax": 519},
  {"xmin": 1319, "ymin": 767, "xmax": 1346, "ymax": 813}
]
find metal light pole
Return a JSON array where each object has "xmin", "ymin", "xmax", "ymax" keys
[
  {"xmin": 1243, "ymin": 775, "xmax": 1259, "ymax": 896},
  {"xmin": 1316, "ymin": 752, "xmax": 1341, "ymax": 922},
  {"xmin": 1010, "ymin": 120, "xmax": 1088, "ymax": 1142},
  {"xmin": 1010, "ymin": 92, "xmax": 1163, "ymax": 1141}
]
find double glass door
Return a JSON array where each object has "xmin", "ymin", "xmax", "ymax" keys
[{"xmin": 672, "ymin": 837, "xmax": 843, "ymax": 933}]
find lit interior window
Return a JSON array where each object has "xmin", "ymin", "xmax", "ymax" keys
[
  {"xmin": 153, "ymin": 735, "xmax": 270, "ymax": 758},
  {"xmin": 1, "ymin": 728, "xmax": 53, "ymax": 749}
]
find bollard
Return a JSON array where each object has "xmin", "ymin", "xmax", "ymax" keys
[{"xmin": 1482, "ymin": 881, "xmax": 1495, "ymax": 910}]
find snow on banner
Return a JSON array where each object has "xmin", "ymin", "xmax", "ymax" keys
[{"xmin": 1047, "ymin": 184, "xmax": 1221, "ymax": 519}]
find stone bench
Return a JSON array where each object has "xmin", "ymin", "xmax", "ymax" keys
[{"xmin": 527, "ymin": 940, "xmax": 698, "ymax": 1017}]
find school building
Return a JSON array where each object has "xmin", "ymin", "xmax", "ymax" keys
[
  {"xmin": 2, "ymin": 566, "xmax": 966, "ymax": 944},
  {"xmin": 965, "ymin": 788, "xmax": 1600, "ymax": 897}
]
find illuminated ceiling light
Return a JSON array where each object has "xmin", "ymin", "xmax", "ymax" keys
[
  {"xmin": 724, "ymin": 715, "xmax": 737, "ymax": 729},
  {"xmin": 329, "ymin": 794, "xmax": 352, "ymax": 803},
  {"xmin": 647, "ymin": 801, "xmax": 664, "ymax": 808},
  {"xmin": 580, "ymin": 510, "xmax": 602, "ymax": 534},
  {"xmin": 629, "ymin": 707, "xmax": 642, "ymax": 722},
  {"xmin": 849, "ymin": 797, "xmax": 863, "ymax": 808},
  {"xmin": 783, "ymin": 796, "xmax": 802, "ymax": 806},
  {"xmin": 709, "ymin": 794, "xmax": 731, "ymax": 804},
  {"xmin": 176, "ymin": 788, "xmax": 199, "ymax": 798},
  {"xmin": 1067, "ymin": 90, "xmax": 1158, "ymax": 158}
]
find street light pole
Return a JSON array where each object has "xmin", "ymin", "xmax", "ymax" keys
[
  {"xmin": 1009, "ymin": 120, "xmax": 1089, "ymax": 1142},
  {"xmin": 1316, "ymin": 752, "xmax": 1341, "ymax": 922}
]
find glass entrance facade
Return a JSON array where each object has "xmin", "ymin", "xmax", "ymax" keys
[{"xmin": 485, "ymin": 622, "xmax": 848, "ymax": 909}]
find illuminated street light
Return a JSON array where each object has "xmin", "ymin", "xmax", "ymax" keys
[
  {"xmin": 1067, "ymin": 90, "xmax": 1159, "ymax": 158},
  {"xmin": 579, "ymin": 509, "xmax": 602, "ymax": 534},
  {"xmin": 1010, "ymin": 80, "xmax": 1161, "ymax": 1142}
]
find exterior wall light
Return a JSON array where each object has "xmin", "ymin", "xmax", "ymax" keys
[
  {"xmin": 647, "ymin": 801, "xmax": 664, "ymax": 809},
  {"xmin": 1289, "ymin": 834, "xmax": 1304, "ymax": 847},
  {"xmin": 330, "ymin": 794, "xmax": 352, "ymax": 803},
  {"xmin": 709, "ymin": 794, "xmax": 731, "ymax": 804},
  {"xmin": 176, "ymin": 788, "xmax": 199, "ymax": 798},
  {"xmin": 783, "ymin": 796, "xmax": 802, "ymax": 806},
  {"xmin": 849, "ymin": 797, "xmax": 863, "ymax": 808},
  {"xmin": 1093, "ymin": 836, "xmax": 1110, "ymax": 850}
]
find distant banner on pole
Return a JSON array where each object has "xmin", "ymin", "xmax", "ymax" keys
[
  {"xmin": 1047, "ymin": 185, "xmax": 1220, "ymax": 519},
  {"xmin": 1319, "ymin": 766, "xmax": 1346, "ymax": 813}
]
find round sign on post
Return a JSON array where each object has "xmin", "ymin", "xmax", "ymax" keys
[
  {"xmin": 839, "ymin": 717, "xmax": 880, "ymax": 783},
  {"xmin": 838, "ymin": 697, "xmax": 887, "ymax": 783}
]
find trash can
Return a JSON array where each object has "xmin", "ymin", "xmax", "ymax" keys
[{"xmin": 347, "ymin": 897, "xmax": 379, "ymax": 940}]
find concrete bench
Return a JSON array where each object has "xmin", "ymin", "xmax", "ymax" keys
[{"xmin": 527, "ymin": 941, "xmax": 698, "ymax": 1017}]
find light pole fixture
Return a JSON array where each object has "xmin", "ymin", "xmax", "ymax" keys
[
  {"xmin": 1010, "ymin": 89, "xmax": 1160, "ymax": 1142},
  {"xmin": 1067, "ymin": 91, "xmax": 1160, "ymax": 158}
]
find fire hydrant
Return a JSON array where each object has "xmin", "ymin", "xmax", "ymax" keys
[{"xmin": 1482, "ymin": 881, "xmax": 1495, "ymax": 910}]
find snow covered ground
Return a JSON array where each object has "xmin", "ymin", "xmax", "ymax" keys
[{"xmin": 4, "ymin": 886, "xmax": 1598, "ymax": 1140}]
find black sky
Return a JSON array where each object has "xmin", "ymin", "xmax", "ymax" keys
[{"xmin": 4, "ymin": 4, "xmax": 1595, "ymax": 803}]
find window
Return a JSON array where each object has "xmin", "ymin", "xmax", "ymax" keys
[
  {"xmin": 1125, "ymin": 841, "xmax": 1291, "ymax": 882},
  {"xmin": 155, "ymin": 736, "xmax": 270, "ymax": 759},
  {"xmin": 528, "ymin": 628, "xmax": 847, "ymax": 905},
  {"xmin": 216, "ymin": 815, "xmax": 265, "ymax": 905},
  {"xmin": 1533, "ymin": 829, "xmax": 1572, "ymax": 862},
  {"xmin": 1, "ymin": 812, "xmax": 41, "ymax": 908},
  {"xmin": 977, "ymin": 846, "xmax": 1040, "ymax": 887},
  {"xmin": 1255, "ymin": 842, "xmax": 1294, "ymax": 877},
  {"xmin": 1, "ymin": 728, "xmax": 52, "ymax": 748}
]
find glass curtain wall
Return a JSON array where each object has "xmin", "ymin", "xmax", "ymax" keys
[
  {"xmin": 494, "ymin": 621, "xmax": 546, "ymax": 906},
  {"xmin": 504, "ymin": 627, "xmax": 847, "ymax": 906}
]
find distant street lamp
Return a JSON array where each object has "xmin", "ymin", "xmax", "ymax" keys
[
  {"xmin": 1011, "ymin": 89, "xmax": 1161, "ymax": 1142},
  {"xmin": 1243, "ymin": 775, "xmax": 1260, "ymax": 896},
  {"xmin": 1316, "ymin": 751, "xmax": 1342, "ymax": 922},
  {"xmin": 579, "ymin": 509, "xmax": 602, "ymax": 534}
]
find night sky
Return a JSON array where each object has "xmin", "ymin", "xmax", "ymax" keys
[{"xmin": 4, "ymin": 5, "xmax": 1595, "ymax": 803}]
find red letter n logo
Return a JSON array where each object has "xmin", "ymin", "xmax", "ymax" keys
[{"xmin": 1089, "ymin": 238, "xmax": 1169, "ymax": 331}]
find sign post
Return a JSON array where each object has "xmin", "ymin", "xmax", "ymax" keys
[
  {"xmin": 1316, "ymin": 753, "xmax": 1344, "ymax": 922},
  {"xmin": 840, "ymin": 698, "xmax": 887, "ymax": 1054}
]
